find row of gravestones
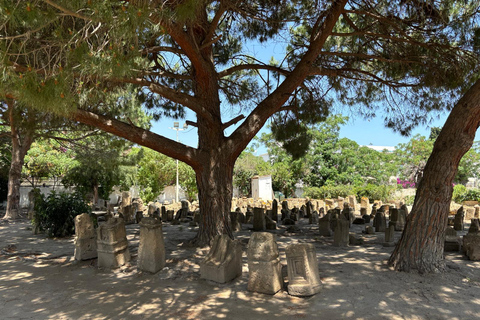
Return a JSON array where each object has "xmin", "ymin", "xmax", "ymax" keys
[
  {"xmin": 200, "ymin": 232, "xmax": 322, "ymax": 296},
  {"xmin": 74, "ymin": 214, "xmax": 321, "ymax": 297},
  {"xmin": 446, "ymin": 206, "xmax": 480, "ymax": 260},
  {"xmin": 74, "ymin": 214, "xmax": 165, "ymax": 273}
]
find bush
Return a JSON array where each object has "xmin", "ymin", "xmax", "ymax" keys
[
  {"xmin": 303, "ymin": 185, "xmax": 354, "ymax": 199},
  {"xmin": 452, "ymin": 184, "xmax": 467, "ymax": 203},
  {"xmin": 404, "ymin": 195, "xmax": 415, "ymax": 206},
  {"xmin": 33, "ymin": 191, "xmax": 93, "ymax": 237},
  {"xmin": 354, "ymin": 184, "xmax": 395, "ymax": 202},
  {"xmin": 460, "ymin": 188, "xmax": 480, "ymax": 202}
]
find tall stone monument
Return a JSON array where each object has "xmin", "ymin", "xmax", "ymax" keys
[
  {"xmin": 74, "ymin": 213, "xmax": 97, "ymax": 261},
  {"xmin": 138, "ymin": 217, "xmax": 165, "ymax": 273},
  {"xmin": 97, "ymin": 218, "xmax": 131, "ymax": 268}
]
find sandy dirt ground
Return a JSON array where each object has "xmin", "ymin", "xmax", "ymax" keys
[{"xmin": 0, "ymin": 216, "xmax": 479, "ymax": 320}]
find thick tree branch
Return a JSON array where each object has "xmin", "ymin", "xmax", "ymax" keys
[
  {"xmin": 218, "ymin": 64, "xmax": 291, "ymax": 78},
  {"xmin": 227, "ymin": 0, "xmax": 348, "ymax": 159},
  {"xmin": 222, "ymin": 115, "xmax": 245, "ymax": 130},
  {"xmin": 73, "ymin": 109, "xmax": 202, "ymax": 170},
  {"xmin": 43, "ymin": 0, "xmax": 92, "ymax": 21}
]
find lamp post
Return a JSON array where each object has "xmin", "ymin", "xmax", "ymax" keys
[{"xmin": 170, "ymin": 122, "xmax": 188, "ymax": 203}]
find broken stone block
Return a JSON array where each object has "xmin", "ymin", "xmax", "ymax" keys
[
  {"xmin": 247, "ymin": 232, "xmax": 283, "ymax": 295},
  {"xmin": 271, "ymin": 199, "xmax": 279, "ymax": 222},
  {"xmin": 333, "ymin": 217, "xmax": 349, "ymax": 247},
  {"xmin": 200, "ymin": 234, "xmax": 243, "ymax": 283},
  {"xmin": 97, "ymin": 218, "xmax": 130, "ymax": 268},
  {"xmin": 349, "ymin": 234, "xmax": 364, "ymax": 246},
  {"xmin": 309, "ymin": 211, "xmax": 319, "ymax": 224},
  {"xmin": 365, "ymin": 225, "xmax": 375, "ymax": 234},
  {"xmin": 463, "ymin": 219, "xmax": 480, "ymax": 260},
  {"xmin": 230, "ymin": 212, "xmax": 242, "ymax": 232},
  {"xmin": 74, "ymin": 213, "xmax": 97, "ymax": 261},
  {"xmin": 352, "ymin": 218, "xmax": 365, "ymax": 225},
  {"xmin": 286, "ymin": 243, "xmax": 321, "ymax": 297},
  {"xmin": 138, "ymin": 217, "xmax": 165, "ymax": 273},
  {"xmin": 265, "ymin": 215, "xmax": 277, "ymax": 230}
]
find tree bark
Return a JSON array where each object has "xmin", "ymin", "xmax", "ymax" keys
[
  {"xmin": 389, "ymin": 79, "xmax": 480, "ymax": 273},
  {"xmin": 195, "ymin": 155, "xmax": 234, "ymax": 245},
  {"xmin": 4, "ymin": 102, "xmax": 34, "ymax": 220}
]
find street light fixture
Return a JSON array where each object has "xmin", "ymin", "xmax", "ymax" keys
[{"xmin": 170, "ymin": 122, "xmax": 188, "ymax": 203}]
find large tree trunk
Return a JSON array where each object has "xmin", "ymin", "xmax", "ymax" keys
[
  {"xmin": 195, "ymin": 154, "xmax": 234, "ymax": 246},
  {"xmin": 4, "ymin": 102, "xmax": 34, "ymax": 220},
  {"xmin": 389, "ymin": 80, "xmax": 480, "ymax": 273}
]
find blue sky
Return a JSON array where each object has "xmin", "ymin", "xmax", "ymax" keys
[{"xmin": 149, "ymin": 110, "xmax": 460, "ymax": 157}]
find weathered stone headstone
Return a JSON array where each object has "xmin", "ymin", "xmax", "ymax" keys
[
  {"xmin": 166, "ymin": 210, "xmax": 174, "ymax": 221},
  {"xmin": 329, "ymin": 208, "xmax": 340, "ymax": 232},
  {"xmin": 74, "ymin": 213, "xmax": 97, "ymax": 261},
  {"xmin": 230, "ymin": 211, "xmax": 242, "ymax": 232},
  {"xmin": 463, "ymin": 218, "xmax": 480, "ymax": 260},
  {"xmin": 318, "ymin": 211, "xmax": 332, "ymax": 237},
  {"xmin": 361, "ymin": 197, "xmax": 369, "ymax": 209},
  {"xmin": 306, "ymin": 201, "xmax": 313, "ymax": 219},
  {"xmin": 148, "ymin": 203, "xmax": 156, "ymax": 217},
  {"xmin": 138, "ymin": 217, "xmax": 165, "ymax": 273},
  {"xmin": 349, "ymin": 234, "xmax": 364, "ymax": 245},
  {"xmin": 246, "ymin": 206, "xmax": 253, "ymax": 224},
  {"xmin": 291, "ymin": 207, "xmax": 300, "ymax": 221},
  {"xmin": 444, "ymin": 226, "xmax": 460, "ymax": 252},
  {"xmin": 309, "ymin": 211, "xmax": 319, "ymax": 224},
  {"xmin": 235, "ymin": 207, "xmax": 246, "ymax": 223},
  {"xmin": 120, "ymin": 205, "xmax": 136, "ymax": 224},
  {"xmin": 285, "ymin": 243, "xmax": 321, "ymax": 297},
  {"xmin": 200, "ymin": 234, "xmax": 243, "ymax": 283},
  {"xmin": 253, "ymin": 207, "xmax": 266, "ymax": 231},
  {"xmin": 97, "ymin": 218, "xmax": 130, "ymax": 268},
  {"xmin": 161, "ymin": 206, "xmax": 167, "ymax": 221},
  {"xmin": 383, "ymin": 223, "xmax": 395, "ymax": 247},
  {"xmin": 247, "ymin": 232, "xmax": 283, "ymax": 294},
  {"xmin": 265, "ymin": 215, "xmax": 277, "ymax": 230},
  {"xmin": 27, "ymin": 189, "xmax": 36, "ymax": 220},
  {"xmin": 348, "ymin": 195, "xmax": 357, "ymax": 209},
  {"xmin": 333, "ymin": 216, "xmax": 349, "ymax": 247},
  {"xmin": 454, "ymin": 206, "xmax": 465, "ymax": 231},
  {"xmin": 121, "ymin": 191, "xmax": 131, "ymax": 208},
  {"xmin": 475, "ymin": 205, "xmax": 480, "ymax": 219},
  {"xmin": 373, "ymin": 211, "xmax": 386, "ymax": 232},
  {"xmin": 272, "ymin": 199, "xmax": 278, "ymax": 222}
]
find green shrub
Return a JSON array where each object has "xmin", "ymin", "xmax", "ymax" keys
[
  {"xmin": 460, "ymin": 188, "xmax": 480, "ymax": 202},
  {"xmin": 354, "ymin": 184, "xmax": 395, "ymax": 202},
  {"xmin": 33, "ymin": 191, "xmax": 93, "ymax": 237},
  {"xmin": 404, "ymin": 195, "xmax": 415, "ymax": 206},
  {"xmin": 452, "ymin": 184, "xmax": 467, "ymax": 203},
  {"xmin": 303, "ymin": 185, "xmax": 354, "ymax": 199}
]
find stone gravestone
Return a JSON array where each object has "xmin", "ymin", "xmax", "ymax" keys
[
  {"xmin": 247, "ymin": 232, "xmax": 283, "ymax": 295},
  {"xmin": 97, "ymin": 218, "xmax": 130, "ymax": 268},
  {"xmin": 271, "ymin": 199, "xmax": 278, "ymax": 222},
  {"xmin": 246, "ymin": 206, "xmax": 254, "ymax": 224},
  {"xmin": 253, "ymin": 207, "xmax": 266, "ymax": 231},
  {"xmin": 235, "ymin": 207, "xmax": 246, "ymax": 223},
  {"xmin": 383, "ymin": 223, "xmax": 395, "ymax": 247},
  {"xmin": 166, "ymin": 210, "xmax": 174, "ymax": 222},
  {"xmin": 475, "ymin": 205, "xmax": 480, "ymax": 219},
  {"xmin": 309, "ymin": 211, "xmax": 319, "ymax": 225},
  {"xmin": 373, "ymin": 211, "xmax": 386, "ymax": 232},
  {"xmin": 27, "ymin": 189, "xmax": 36, "ymax": 220},
  {"xmin": 281, "ymin": 201, "xmax": 290, "ymax": 221},
  {"xmin": 285, "ymin": 243, "xmax": 322, "ymax": 297},
  {"xmin": 306, "ymin": 201, "xmax": 313, "ymax": 220},
  {"xmin": 138, "ymin": 217, "xmax": 165, "ymax": 273},
  {"xmin": 463, "ymin": 218, "xmax": 480, "ymax": 260},
  {"xmin": 361, "ymin": 197, "xmax": 369, "ymax": 209},
  {"xmin": 230, "ymin": 212, "xmax": 242, "ymax": 232},
  {"xmin": 454, "ymin": 207, "xmax": 465, "ymax": 231},
  {"xmin": 148, "ymin": 203, "xmax": 157, "ymax": 217},
  {"xmin": 329, "ymin": 208, "xmax": 340, "ymax": 231},
  {"xmin": 161, "ymin": 206, "xmax": 167, "ymax": 221},
  {"xmin": 200, "ymin": 234, "xmax": 243, "ymax": 283},
  {"xmin": 444, "ymin": 226, "xmax": 460, "ymax": 252},
  {"xmin": 265, "ymin": 215, "xmax": 277, "ymax": 230},
  {"xmin": 348, "ymin": 195, "xmax": 357, "ymax": 209},
  {"xmin": 120, "ymin": 205, "xmax": 136, "ymax": 224},
  {"xmin": 365, "ymin": 225, "xmax": 375, "ymax": 234},
  {"xmin": 318, "ymin": 211, "xmax": 332, "ymax": 237},
  {"xmin": 74, "ymin": 213, "xmax": 97, "ymax": 261},
  {"xmin": 333, "ymin": 216, "xmax": 350, "ymax": 247}
]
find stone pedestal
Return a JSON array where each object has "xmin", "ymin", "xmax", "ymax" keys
[
  {"xmin": 138, "ymin": 218, "xmax": 165, "ymax": 273},
  {"xmin": 333, "ymin": 218, "xmax": 350, "ymax": 247},
  {"xmin": 271, "ymin": 200, "xmax": 278, "ymax": 222},
  {"xmin": 253, "ymin": 207, "xmax": 266, "ymax": 231},
  {"xmin": 247, "ymin": 232, "xmax": 283, "ymax": 295},
  {"xmin": 200, "ymin": 235, "xmax": 242, "ymax": 283},
  {"xmin": 74, "ymin": 213, "xmax": 97, "ymax": 261},
  {"xmin": 445, "ymin": 227, "xmax": 460, "ymax": 252},
  {"xmin": 373, "ymin": 211, "xmax": 386, "ymax": 232},
  {"xmin": 383, "ymin": 223, "xmax": 395, "ymax": 247},
  {"xmin": 286, "ymin": 243, "xmax": 321, "ymax": 297},
  {"xmin": 97, "ymin": 218, "xmax": 131, "ymax": 268}
]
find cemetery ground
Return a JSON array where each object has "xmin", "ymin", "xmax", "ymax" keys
[{"xmin": 0, "ymin": 215, "xmax": 479, "ymax": 320}]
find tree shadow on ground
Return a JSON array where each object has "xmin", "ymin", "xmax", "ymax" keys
[{"xmin": 0, "ymin": 219, "xmax": 479, "ymax": 319}]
